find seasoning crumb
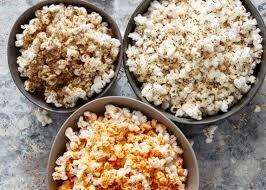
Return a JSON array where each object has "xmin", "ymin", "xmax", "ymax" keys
[
  {"xmin": 254, "ymin": 105, "xmax": 261, "ymax": 113},
  {"xmin": 203, "ymin": 126, "xmax": 218, "ymax": 144},
  {"xmin": 32, "ymin": 108, "xmax": 52, "ymax": 126}
]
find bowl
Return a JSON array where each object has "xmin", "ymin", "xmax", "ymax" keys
[
  {"xmin": 123, "ymin": 0, "xmax": 266, "ymax": 125},
  {"xmin": 8, "ymin": 0, "xmax": 123, "ymax": 113},
  {"xmin": 47, "ymin": 96, "xmax": 199, "ymax": 190}
]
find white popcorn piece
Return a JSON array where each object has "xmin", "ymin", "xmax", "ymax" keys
[
  {"xmin": 134, "ymin": 14, "xmax": 148, "ymax": 25},
  {"xmin": 203, "ymin": 125, "xmax": 218, "ymax": 144},
  {"xmin": 65, "ymin": 127, "xmax": 78, "ymax": 142},
  {"xmin": 234, "ymin": 76, "xmax": 251, "ymax": 93},
  {"xmin": 62, "ymin": 87, "xmax": 87, "ymax": 108},
  {"xmin": 32, "ymin": 107, "xmax": 52, "ymax": 126},
  {"xmin": 254, "ymin": 105, "xmax": 261, "ymax": 113}
]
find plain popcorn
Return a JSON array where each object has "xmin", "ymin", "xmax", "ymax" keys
[
  {"xmin": 16, "ymin": 4, "xmax": 120, "ymax": 108},
  {"xmin": 126, "ymin": 0, "xmax": 263, "ymax": 120}
]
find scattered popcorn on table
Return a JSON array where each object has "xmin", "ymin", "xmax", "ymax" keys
[
  {"xmin": 53, "ymin": 105, "xmax": 188, "ymax": 189},
  {"xmin": 126, "ymin": 0, "xmax": 263, "ymax": 120},
  {"xmin": 16, "ymin": 4, "xmax": 120, "ymax": 108},
  {"xmin": 203, "ymin": 126, "xmax": 218, "ymax": 144},
  {"xmin": 32, "ymin": 107, "xmax": 52, "ymax": 126}
]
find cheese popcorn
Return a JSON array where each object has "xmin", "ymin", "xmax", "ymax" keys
[{"xmin": 53, "ymin": 105, "xmax": 187, "ymax": 189}]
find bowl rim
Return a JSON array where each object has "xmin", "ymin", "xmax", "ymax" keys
[
  {"xmin": 7, "ymin": 0, "xmax": 123, "ymax": 114},
  {"xmin": 47, "ymin": 96, "xmax": 199, "ymax": 190},
  {"xmin": 123, "ymin": 0, "xmax": 266, "ymax": 125}
]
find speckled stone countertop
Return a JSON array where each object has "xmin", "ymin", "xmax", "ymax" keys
[{"xmin": 0, "ymin": 0, "xmax": 266, "ymax": 189}]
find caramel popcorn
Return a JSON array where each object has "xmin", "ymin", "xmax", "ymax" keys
[
  {"xmin": 53, "ymin": 105, "xmax": 188, "ymax": 190},
  {"xmin": 126, "ymin": 0, "xmax": 263, "ymax": 120},
  {"xmin": 15, "ymin": 4, "xmax": 120, "ymax": 108}
]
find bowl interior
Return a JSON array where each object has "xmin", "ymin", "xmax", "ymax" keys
[
  {"xmin": 47, "ymin": 97, "xmax": 199, "ymax": 190},
  {"xmin": 123, "ymin": 0, "xmax": 266, "ymax": 124},
  {"xmin": 8, "ymin": 0, "xmax": 123, "ymax": 113}
]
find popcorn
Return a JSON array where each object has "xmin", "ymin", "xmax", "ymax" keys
[
  {"xmin": 254, "ymin": 105, "xmax": 261, "ymax": 113},
  {"xmin": 32, "ymin": 107, "xmax": 52, "ymax": 126},
  {"xmin": 15, "ymin": 4, "xmax": 120, "ymax": 108},
  {"xmin": 134, "ymin": 14, "xmax": 148, "ymax": 25},
  {"xmin": 177, "ymin": 103, "xmax": 202, "ymax": 120},
  {"xmin": 203, "ymin": 125, "xmax": 218, "ymax": 144},
  {"xmin": 53, "ymin": 105, "xmax": 187, "ymax": 189},
  {"xmin": 234, "ymin": 76, "xmax": 251, "ymax": 93},
  {"xmin": 126, "ymin": 0, "xmax": 263, "ymax": 120}
]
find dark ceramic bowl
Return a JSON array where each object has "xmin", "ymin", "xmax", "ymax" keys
[
  {"xmin": 123, "ymin": 0, "xmax": 266, "ymax": 125},
  {"xmin": 8, "ymin": 0, "xmax": 123, "ymax": 113},
  {"xmin": 47, "ymin": 96, "xmax": 199, "ymax": 190}
]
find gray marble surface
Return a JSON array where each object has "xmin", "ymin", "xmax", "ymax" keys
[{"xmin": 0, "ymin": 0, "xmax": 266, "ymax": 189}]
